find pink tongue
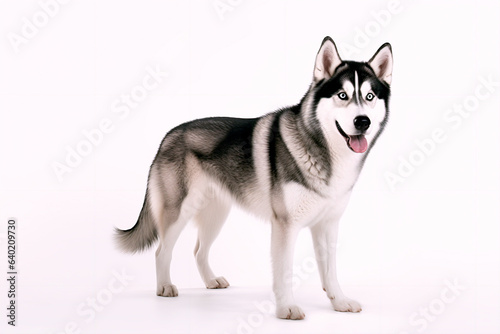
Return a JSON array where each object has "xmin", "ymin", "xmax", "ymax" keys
[{"xmin": 349, "ymin": 135, "xmax": 368, "ymax": 153}]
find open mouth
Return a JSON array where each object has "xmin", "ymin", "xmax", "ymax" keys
[{"xmin": 335, "ymin": 121, "xmax": 368, "ymax": 153}]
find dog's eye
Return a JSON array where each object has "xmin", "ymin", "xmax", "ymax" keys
[
  {"xmin": 366, "ymin": 92, "xmax": 375, "ymax": 101},
  {"xmin": 337, "ymin": 92, "xmax": 348, "ymax": 100}
]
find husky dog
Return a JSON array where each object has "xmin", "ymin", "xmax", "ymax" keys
[{"xmin": 116, "ymin": 36, "xmax": 393, "ymax": 320}]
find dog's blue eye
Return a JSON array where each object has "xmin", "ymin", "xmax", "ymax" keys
[
  {"xmin": 337, "ymin": 92, "xmax": 348, "ymax": 100},
  {"xmin": 366, "ymin": 93, "xmax": 375, "ymax": 101}
]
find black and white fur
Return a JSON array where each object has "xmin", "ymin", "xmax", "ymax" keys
[{"xmin": 116, "ymin": 37, "xmax": 393, "ymax": 320}]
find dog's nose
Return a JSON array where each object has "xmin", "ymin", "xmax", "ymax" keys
[{"xmin": 354, "ymin": 116, "xmax": 371, "ymax": 131}]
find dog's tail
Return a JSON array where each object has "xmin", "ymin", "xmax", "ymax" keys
[{"xmin": 114, "ymin": 191, "xmax": 158, "ymax": 253}]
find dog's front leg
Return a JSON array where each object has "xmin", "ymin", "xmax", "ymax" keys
[
  {"xmin": 310, "ymin": 220, "xmax": 362, "ymax": 313},
  {"xmin": 271, "ymin": 219, "xmax": 305, "ymax": 320}
]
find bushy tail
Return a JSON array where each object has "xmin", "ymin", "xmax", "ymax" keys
[{"xmin": 115, "ymin": 192, "xmax": 158, "ymax": 253}]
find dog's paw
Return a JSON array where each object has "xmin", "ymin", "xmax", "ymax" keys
[
  {"xmin": 331, "ymin": 298, "xmax": 362, "ymax": 312},
  {"xmin": 157, "ymin": 284, "xmax": 178, "ymax": 297},
  {"xmin": 276, "ymin": 305, "xmax": 306, "ymax": 320},
  {"xmin": 206, "ymin": 276, "xmax": 230, "ymax": 289}
]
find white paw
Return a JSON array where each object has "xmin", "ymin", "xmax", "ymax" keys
[
  {"xmin": 157, "ymin": 284, "xmax": 178, "ymax": 297},
  {"xmin": 331, "ymin": 297, "xmax": 362, "ymax": 312},
  {"xmin": 206, "ymin": 276, "xmax": 230, "ymax": 289},
  {"xmin": 276, "ymin": 305, "xmax": 306, "ymax": 320}
]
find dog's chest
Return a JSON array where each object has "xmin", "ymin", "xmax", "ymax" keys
[{"xmin": 281, "ymin": 177, "xmax": 354, "ymax": 226}]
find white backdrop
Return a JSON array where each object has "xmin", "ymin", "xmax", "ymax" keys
[{"xmin": 1, "ymin": 0, "xmax": 499, "ymax": 333}]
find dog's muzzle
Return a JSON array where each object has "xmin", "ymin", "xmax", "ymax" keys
[{"xmin": 336, "ymin": 120, "xmax": 369, "ymax": 154}]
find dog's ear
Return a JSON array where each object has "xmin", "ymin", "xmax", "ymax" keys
[
  {"xmin": 313, "ymin": 37, "xmax": 342, "ymax": 82},
  {"xmin": 369, "ymin": 43, "xmax": 393, "ymax": 85}
]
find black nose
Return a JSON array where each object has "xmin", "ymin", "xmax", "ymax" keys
[{"xmin": 354, "ymin": 116, "xmax": 371, "ymax": 131}]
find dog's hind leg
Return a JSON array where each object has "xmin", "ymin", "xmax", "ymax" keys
[
  {"xmin": 194, "ymin": 193, "xmax": 231, "ymax": 289},
  {"xmin": 151, "ymin": 167, "xmax": 203, "ymax": 297},
  {"xmin": 155, "ymin": 210, "xmax": 187, "ymax": 297}
]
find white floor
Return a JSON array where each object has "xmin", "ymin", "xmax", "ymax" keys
[{"xmin": 4, "ymin": 283, "xmax": 500, "ymax": 334}]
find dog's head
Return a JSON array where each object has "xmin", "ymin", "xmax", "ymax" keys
[{"xmin": 309, "ymin": 37, "xmax": 392, "ymax": 154}]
